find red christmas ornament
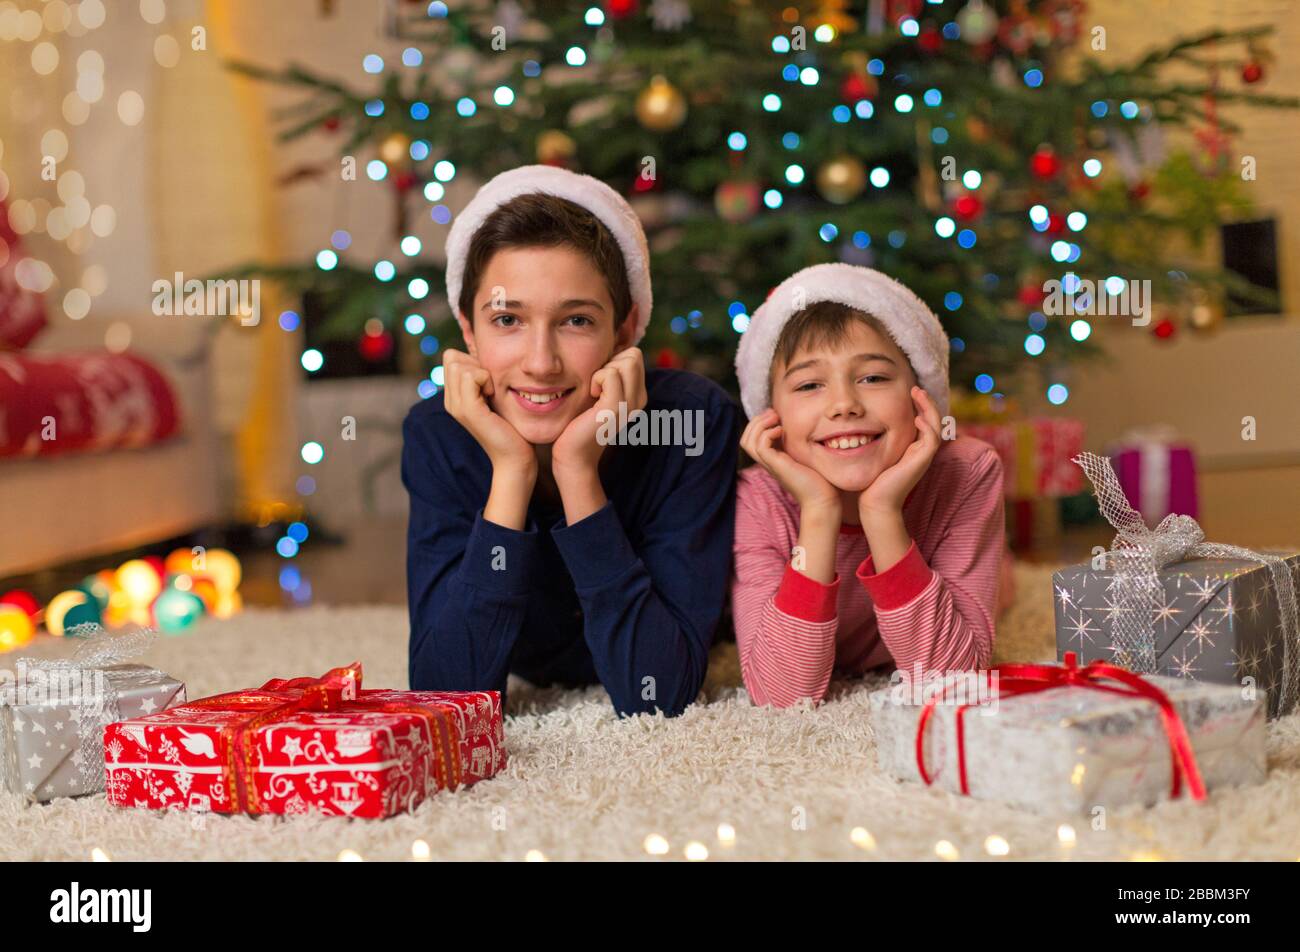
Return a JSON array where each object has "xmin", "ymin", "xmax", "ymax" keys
[
  {"xmin": 1046, "ymin": 212, "xmax": 1066, "ymax": 235},
  {"xmin": 655, "ymin": 347, "xmax": 683, "ymax": 369},
  {"xmin": 1241, "ymin": 60, "xmax": 1264, "ymax": 84},
  {"xmin": 953, "ymin": 194, "xmax": 983, "ymax": 221},
  {"xmin": 1152, "ymin": 317, "xmax": 1177, "ymax": 340},
  {"xmin": 605, "ymin": 0, "xmax": 637, "ymax": 19},
  {"xmin": 631, "ymin": 172, "xmax": 658, "ymax": 193},
  {"xmin": 839, "ymin": 72, "xmax": 876, "ymax": 103},
  {"xmin": 917, "ymin": 27, "xmax": 943, "ymax": 54},
  {"xmin": 1017, "ymin": 284, "xmax": 1046, "ymax": 309},
  {"xmin": 359, "ymin": 330, "xmax": 394, "ymax": 362},
  {"xmin": 391, "ymin": 170, "xmax": 418, "ymax": 192},
  {"xmin": 1030, "ymin": 147, "xmax": 1061, "ymax": 180},
  {"xmin": 322, "ymin": 115, "xmax": 341, "ymax": 132},
  {"xmin": 1127, "ymin": 180, "xmax": 1151, "ymax": 202}
]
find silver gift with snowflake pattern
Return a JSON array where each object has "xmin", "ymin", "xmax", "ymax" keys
[
  {"xmin": 0, "ymin": 663, "xmax": 186, "ymax": 803},
  {"xmin": 1052, "ymin": 551, "xmax": 1300, "ymax": 719}
]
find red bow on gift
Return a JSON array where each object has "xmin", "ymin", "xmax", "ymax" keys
[
  {"xmin": 914, "ymin": 651, "xmax": 1207, "ymax": 802},
  {"xmin": 184, "ymin": 662, "xmax": 459, "ymax": 815}
]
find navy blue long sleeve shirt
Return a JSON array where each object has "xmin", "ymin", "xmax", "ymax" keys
[{"xmin": 403, "ymin": 367, "xmax": 740, "ymax": 717}]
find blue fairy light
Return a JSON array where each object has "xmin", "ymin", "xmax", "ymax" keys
[
  {"xmin": 456, "ymin": 97, "xmax": 476, "ymax": 117},
  {"xmin": 366, "ymin": 160, "xmax": 387, "ymax": 181},
  {"xmin": 331, "ymin": 229, "xmax": 351, "ymax": 250},
  {"xmin": 402, "ymin": 48, "xmax": 423, "ymax": 67},
  {"xmin": 374, "ymin": 260, "xmax": 396, "ymax": 281},
  {"xmin": 278, "ymin": 310, "xmax": 300, "ymax": 331},
  {"xmin": 1024, "ymin": 334, "xmax": 1045, "ymax": 356},
  {"xmin": 944, "ymin": 292, "xmax": 963, "ymax": 311},
  {"xmin": 362, "ymin": 54, "xmax": 383, "ymax": 74},
  {"xmin": 763, "ymin": 189, "xmax": 783, "ymax": 208},
  {"xmin": 419, "ymin": 335, "xmax": 439, "ymax": 355},
  {"xmin": 315, "ymin": 250, "xmax": 338, "ymax": 270},
  {"xmin": 762, "ymin": 93, "xmax": 782, "ymax": 111},
  {"xmin": 410, "ymin": 102, "xmax": 430, "ymax": 120},
  {"xmin": 405, "ymin": 314, "xmax": 426, "ymax": 335},
  {"xmin": 974, "ymin": 374, "xmax": 994, "ymax": 394},
  {"xmin": 1047, "ymin": 383, "xmax": 1070, "ymax": 405},
  {"xmin": 934, "ymin": 217, "xmax": 955, "ymax": 238},
  {"xmin": 956, "ymin": 229, "xmax": 976, "ymax": 248},
  {"xmin": 819, "ymin": 223, "xmax": 838, "ymax": 242}
]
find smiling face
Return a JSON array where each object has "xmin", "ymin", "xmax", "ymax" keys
[
  {"xmin": 769, "ymin": 308, "xmax": 919, "ymax": 493},
  {"xmin": 462, "ymin": 244, "xmax": 634, "ymax": 445}
]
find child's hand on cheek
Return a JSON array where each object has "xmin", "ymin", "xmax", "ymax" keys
[
  {"xmin": 857, "ymin": 385, "xmax": 943, "ymax": 521},
  {"xmin": 742, "ymin": 409, "xmax": 841, "ymax": 516},
  {"xmin": 552, "ymin": 347, "xmax": 647, "ymax": 479},
  {"xmin": 442, "ymin": 349, "xmax": 536, "ymax": 476}
]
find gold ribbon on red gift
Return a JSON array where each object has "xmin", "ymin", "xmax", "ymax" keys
[
  {"xmin": 914, "ymin": 651, "xmax": 1207, "ymax": 802},
  {"xmin": 182, "ymin": 662, "xmax": 461, "ymax": 815}
]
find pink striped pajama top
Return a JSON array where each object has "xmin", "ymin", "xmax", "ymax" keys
[{"xmin": 731, "ymin": 435, "xmax": 1005, "ymax": 708}]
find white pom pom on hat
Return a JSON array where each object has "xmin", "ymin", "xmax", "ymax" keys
[
  {"xmin": 734, "ymin": 262, "xmax": 951, "ymax": 421},
  {"xmin": 444, "ymin": 164, "xmax": 653, "ymax": 346}
]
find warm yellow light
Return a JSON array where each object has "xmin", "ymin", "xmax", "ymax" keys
[
  {"xmin": 684, "ymin": 841, "xmax": 708, "ymax": 861},
  {"xmin": 337, "ymin": 849, "xmax": 362, "ymax": 862},
  {"xmin": 411, "ymin": 840, "xmax": 430, "ymax": 861},
  {"xmin": 1057, "ymin": 824, "xmax": 1077, "ymax": 847},
  {"xmin": 716, "ymin": 823, "xmax": 735, "ymax": 847},
  {"xmin": 643, "ymin": 833, "xmax": 669, "ymax": 856},
  {"xmin": 934, "ymin": 840, "xmax": 960, "ymax": 861},
  {"xmin": 0, "ymin": 606, "xmax": 35, "ymax": 651},
  {"xmin": 46, "ymin": 590, "xmax": 90, "ymax": 636},
  {"xmin": 849, "ymin": 827, "xmax": 877, "ymax": 851},
  {"xmin": 116, "ymin": 560, "xmax": 161, "ymax": 606},
  {"xmin": 984, "ymin": 835, "xmax": 1011, "ymax": 857},
  {"xmin": 204, "ymin": 549, "xmax": 242, "ymax": 593}
]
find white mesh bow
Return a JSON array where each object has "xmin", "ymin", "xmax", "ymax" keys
[{"xmin": 1074, "ymin": 451, "xmax": 1298, "ymax": 715}]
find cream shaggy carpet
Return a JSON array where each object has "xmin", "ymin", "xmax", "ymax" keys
[{"xmin": 5, "ymin": 561, "xmax": 1300, "ymax": 862}]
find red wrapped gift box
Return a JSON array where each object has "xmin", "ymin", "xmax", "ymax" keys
[{"xmin": 103, "ymin": 663, "xmax": 504, "ymax": 819}]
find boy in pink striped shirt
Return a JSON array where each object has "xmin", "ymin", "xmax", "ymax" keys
[{"xmin": 732, "ymin": 264, "xmax": 1005, "ymax": 708}]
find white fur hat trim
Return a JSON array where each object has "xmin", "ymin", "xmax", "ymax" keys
[
  {"xmin": 444, "ymin": 165, "xmax": 652, "ymax": 345},
  {"xmin": 735, "ymin": 262, "xmax": 950, "ymax": 420}
]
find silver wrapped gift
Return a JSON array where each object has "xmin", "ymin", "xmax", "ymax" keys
[
  {"xmin": 870, "ymin": 667, "xmax": 1265, "ymax": 815},
  {"xmin": 1055, "ymin": 452, "xmax": 1300, "ymax": 719},
  {"xmin": 0, "ymin": 627, "xmax": 186, "ymax": 802}
]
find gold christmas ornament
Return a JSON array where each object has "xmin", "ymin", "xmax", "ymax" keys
[
  {"xmin": 379, "ymin": 132, "xmax": 412, "ymax": 168},
  {"xmin": 816, "ymin": 154, "xmax": 866, "ymax": 204},
  {"xmin": 536, "ymin": 129, "xmax": 577, "ymax": 165},
  {"xmin": 636, "ymin": 75, "xmax": 687, "ymax": 132},
  {"xmin": 1187, "ymin": 286, "xmax": 1225, "ymax": 333}
]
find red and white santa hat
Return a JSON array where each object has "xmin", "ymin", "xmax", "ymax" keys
[
  {"xmin": 444, "ymin": 164, "xmax": 653, "ymax": 345},
  {"xmin": 735, "ymin": 262, "xmax": 951, "ymax": 420}
]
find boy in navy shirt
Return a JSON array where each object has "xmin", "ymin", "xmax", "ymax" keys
[{"xmin": 403, "ymin": 166, "xmax": 740, "ymax": 717}]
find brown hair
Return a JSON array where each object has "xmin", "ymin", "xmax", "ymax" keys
[
  {"xmin": 457, "ymin": 192, "xmax": 633, "ymax": 329},
  {"xmin": 772, "ymin": 300, "xmax": 915, "ymax": 379}
]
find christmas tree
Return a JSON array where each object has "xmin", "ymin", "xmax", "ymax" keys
[{"xmin": 224, "ymin": 0, "xmax": 1297, "ymax": 407}]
